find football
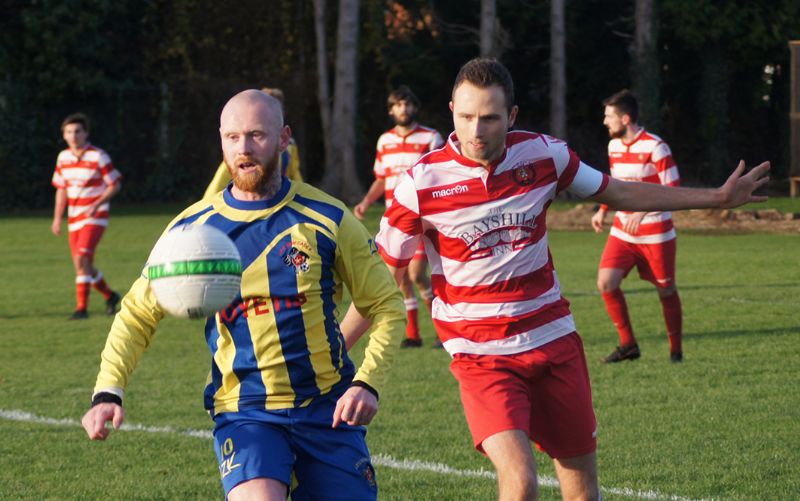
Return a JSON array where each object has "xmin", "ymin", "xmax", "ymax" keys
[{"xmin": 146, "ymin": 224, "xmax": 242, "ymax": 319}]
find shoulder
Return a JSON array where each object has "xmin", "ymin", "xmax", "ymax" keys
[{"xmin": 291, "ymin": 183, "xmax": 349, "ymax": 223}]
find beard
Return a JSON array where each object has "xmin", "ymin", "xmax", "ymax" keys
[
  {"xmin": 226, "ymin": 149, "xmax": 281, "ymax": 194},
  {"xmin": 608, "ymin": 125, "xmax": 626, "ymax": 139},
  {"xmin": 393, "ymin": 113, "xmax": 415, "ymax": 127}
]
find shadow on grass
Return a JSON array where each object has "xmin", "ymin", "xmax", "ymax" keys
[{"xmin": 683, "ymin": 326, "xmax": 799, "ymax": 340}]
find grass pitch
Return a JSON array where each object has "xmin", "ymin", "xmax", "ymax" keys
[{"xmin": 0, "ymin": 204, "xmax": 798, "ymax": 500}]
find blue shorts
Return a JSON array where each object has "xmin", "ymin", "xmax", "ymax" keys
[{"xmin": 213, "ymin": 394, "xmax": 377, "ymax": 500}]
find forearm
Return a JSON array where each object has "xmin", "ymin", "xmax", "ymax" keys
[
  {"xmin": 53, "ymin": 190, "xmax": 67, "ymax": 220},
  {"xmin": 592, "ymin": 177, "xmax": 724, "ymax": 212},
  {"xmin": 94, "ymin": 182, "xmax": 122, "ymax": 207},
  {"xmin": 360, "ymin": 180, "xmax": 386, "ymax": 206}
]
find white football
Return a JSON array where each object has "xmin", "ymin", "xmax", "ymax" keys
[{"xmin": 146, "ymin": 224, "xmax": 242, "ymax": 319}]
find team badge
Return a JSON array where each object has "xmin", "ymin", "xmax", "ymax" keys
[
  {"xmin": 355, "ymin": 458, "xmax": 377, "ymax": 488},
  {"xmin": 512, "ymin": 163, "xmax": 536, "ymax": 186},
  {"xmin": 282, "ymin": 246, "xmax": 310, "ymax": 273}
]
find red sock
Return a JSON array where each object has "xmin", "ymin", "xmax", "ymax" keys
[
  {"xmin": 660, "ymin": 291, "xmax": 682, "ymax": 353},
  {"xmin": 601, "ymin": 289, "xmax": 636, "ymax": 347},
  {"xmin": 76, "ymin": 275, "xmax": 92, "ymax": 311},
  {"xmin": 92, "ymin": 271, "xmax": 113, "ymax": 299},
  {"xmin": 405, "ymin": 298, "xmax": 420, "ymax": 341}
]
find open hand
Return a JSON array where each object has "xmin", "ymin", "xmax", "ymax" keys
[{"xmin": 717, "ymin": 160, "xmax": 770, "ymax": 209}]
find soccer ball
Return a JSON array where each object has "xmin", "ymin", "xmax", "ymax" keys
[{"xmin": 146, "ymin": 224, "xmax": 242, "ymax": 319}]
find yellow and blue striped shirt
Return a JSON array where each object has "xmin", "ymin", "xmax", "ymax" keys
[{"xmin": 94, "ymin": 179, "xmax": 405, "ymax": 415}]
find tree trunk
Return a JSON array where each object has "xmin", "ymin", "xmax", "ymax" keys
[
  {"xmin": 633, "ymin": 0, "xmax": 660, "ymax": 131},
  {"xmin": 699, "ymin": 45, "xmax": 730, "ymax": 184},
  {"xmin": 313, "ymin": 0, "xmax": 334, "ymax": 185},
  {"xmin": 319, "ymin": 0, "xmax": 362, "ymax": 202},
  {"xmin": 549, "ymin": 0, "xmax": 566, "ymax": 139},
  {"xmin": 480, "ymin": 0, "xmax": 496, "ymax": 57}
]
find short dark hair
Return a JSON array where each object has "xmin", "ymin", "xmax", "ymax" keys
[
  {"xmin": 387, "ymin": 85, "xmax": 420, "ymax": 110},
  {"xmin": 603, "ymin": 90, "xmax": 639, "ymax": 123},
  {"xmin": 452, "ymin": 58, "xmax": 515, "ymax": 112},
  {"xmin": 61, "ymin": 112, "xmax": 90, "ymax": 132}
]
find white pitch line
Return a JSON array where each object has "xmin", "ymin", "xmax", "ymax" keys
[{"xmin": 0, "ymin": 409, "xmax": 714, "ymax": 501}]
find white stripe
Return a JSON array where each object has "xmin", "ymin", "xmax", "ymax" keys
[
  {"xmin": 660, "ymin": 165, "xmax": 680, "ymax": 184},
  {"xmin": 432, "ymin": 282, "xmax": 562, "ymax": 321},
  {"xmin": 610, "ymin": 226, "xmax": 676, "ymax": 244},
  {"xmin": 0, "ymin": 408, "xmax": 713, "ymax": 501},
  {"xmin": 438, "ymin": 236, "xmax": 550, "ymax": 287},
  {"xmin": 441, "ymin": 316, "xmax": 576, "ymax": 356},
  {"xmin": 612, "ymin": 163, "xmax": 657, "ymax": 179}
]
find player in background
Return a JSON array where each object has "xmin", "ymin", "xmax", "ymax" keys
[
  {"xmin": 51, "ymin": 113, "xmax": 122, "ymax": 320},
  {"xmin": 354, "ymin": 86, "xmax": 444, "ymax": 348},
  {"xmin": 81, "ymin": 90, "xmax": 406, "ymax": 501},
  {"xmin": 203, "ymin": 87, "xmax": 302, "ymax": 199},
  {"xmin": 592, "ymin": 90, "xmax": 684, "ymax": 363},
  {"xmin": 341, "ymin": 58, "xmax": 769, "ymax": 500}
]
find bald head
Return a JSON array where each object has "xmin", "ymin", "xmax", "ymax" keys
[{"xmin": 220, "ymin": 89, "xmax": 284, "ymax": 132}]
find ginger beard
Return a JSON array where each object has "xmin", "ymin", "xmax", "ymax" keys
[{"xmin": 225, "ymin": 147, "xmax": 281, "ymax": 193}]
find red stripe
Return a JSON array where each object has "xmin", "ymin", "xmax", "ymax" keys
[
  {"xmin": 432, "ymin": 256, "xmax": 556, "ymax": 304},
  {"xmin": 612, "ymin": 218, "xmax": 674, "ymax": 236},
  {"xmin": 377, "ymin": 244, "xmax": 411, "ymax": 268},
  {"xmin": 435, "ymin": 299, "xmax": 572, "ymax": 343},
  {"xmin": 379, "ymin": 142, "xmax": 430, "ymax": 154},
  {"xmin": 384, "ymin": 201, "xmax": 422, "ymax": 235},
  {"xmin": 69, "ymin": 196, "xmax": 104, "ymax": 207}
]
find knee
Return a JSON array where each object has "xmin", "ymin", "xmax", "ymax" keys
[
  {"xmin": 596, "ymin": 279, "xmax": 617, "ymax": 294},
  {"xmin": 657, "ymin": 285, "xmax": 677, "ymax": 298},
  {"xmin": 498, "ymin": 463, "xmax": 539, "ymax": 500}
]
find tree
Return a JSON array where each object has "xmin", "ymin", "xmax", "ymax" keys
[
  {"xmin": 632, "ymin": 0, "xmax": 661, "ymax": 131},
  {"xmin": 480, "ymin": 0, "xmax": 497, "ymax": 57},
  {"xmin": 316, "ymin": 0, "xmax": 363, "ymax": 202},
  {"xmin": 549, "ymin": 0, "xmax": 566, "ymax": 139}
]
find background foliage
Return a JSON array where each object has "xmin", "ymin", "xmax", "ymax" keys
[{"xmin": 1, "ymin": 0, "xmax": 798, "ymax": 211}]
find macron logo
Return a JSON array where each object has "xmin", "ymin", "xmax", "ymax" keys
[{"xmin": 432, "ymin": 185, "xmax": 469, "ymax": 199}]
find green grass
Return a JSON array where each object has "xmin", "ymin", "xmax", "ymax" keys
[{"xmin": 0, "ymin": 208, "xmax": 798, "ymax": 500}]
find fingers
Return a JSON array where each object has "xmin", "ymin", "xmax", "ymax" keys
[
  {"xmin": 332, "ymin": 392, "xmax": 378, "ymax": 428},
  {"xmin": 332, "ymin": 399, "xmax": 345, "ymax": 428},
  {"xmin": 81, "ymin": 404, "xmax": 124, "ymax": 440},
  {"xmin": 112, "ymin": 405, "xmax": 125, "ymax": 430}
]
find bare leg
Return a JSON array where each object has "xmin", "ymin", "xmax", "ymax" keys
[
  {"xmin": 553, "ymin": 452, "xmax": 600, "ymax": 501},
  {"xmin": 482, "ymin": 429, "xmax": 538, "ymax": 501},
  {"xmin": 227, "ymin": 477, "xmax": 288, "ymax": 501}
]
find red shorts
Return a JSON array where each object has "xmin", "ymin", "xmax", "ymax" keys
[
  {"xmin": 69, "ymin": 225, "xmax": 106, "ymax": 258},
  {"xmin": 449, "ymin": 332, "xmax": 597, "ymax": 459},
  {"xmin": 600, "ymin": 235, "xmax": 676, "ymax": 288}
]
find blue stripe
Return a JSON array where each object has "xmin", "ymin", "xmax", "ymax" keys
[
  {"xmin": 293, "ymin": 194, "xmax": 344, "ymax": 225},
  {"xmin": 171, "ymin": 205, "xmax": 214, "ymax": 229},
  {"xmin": 204, "ymin": 317, "xmax": 224, "ymax": 414},
  {"xmin": 316, "ymin": 230, "xmax": 354, "ymax": 380},
  {"xmin": 268, "ymin": 234, "xmax": 320, "ymax": 406}
]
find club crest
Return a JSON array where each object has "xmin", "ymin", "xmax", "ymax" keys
[
  {"xmin": 512, "ymin": 163, "xmax": 536, "ymax": 186},
  {"xmin": 282, "ymin": 246, "xmax": 310, "ymax": 273}
]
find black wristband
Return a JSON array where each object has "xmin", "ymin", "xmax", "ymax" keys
[
  {"xmin": 350, "ymin": 381, "xmax": 379, "ymax": 401},
  {"xmin": 91, "ymin": 392, "xmax": 122, "ymax": 408}
]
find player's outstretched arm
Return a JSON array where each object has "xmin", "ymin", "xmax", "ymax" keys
[
  {"xmin": 592, "ymin": 160, "xmax": 770, "ymax": 212},
  {"xmin": 81, "ymin": 403, "xmax": 125, "ymax": 440}
]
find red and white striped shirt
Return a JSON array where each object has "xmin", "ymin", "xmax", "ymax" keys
[
  {"xmin": 373, "ymin": 125, "xmax": 444, "ymax": 205},
  {"xmin": 52, "ymin": 145, "xmax": 122, "ymax": 232},
  {"xmin": 376, "ymin": 131, "xmax": 608, "ymax": 356},
  {"xmin": 606, "ymin": 129, "xmax": 679, "ymax": 244}
]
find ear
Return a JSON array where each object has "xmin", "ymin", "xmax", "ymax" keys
[
  {"xmin": 508, "ymin": 105, "xmax": 519, "ymax": 128},
  {"xmin": 448, "ymin": 101, "xmax": 454, "ymax": 112},
  {"xmin": 280, "ymin": 125, "xmax": 292, "ymax": 152}
]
